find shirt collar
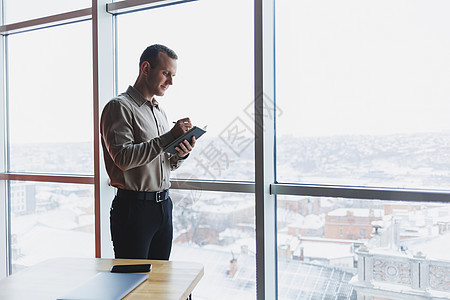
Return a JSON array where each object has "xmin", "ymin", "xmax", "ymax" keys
[{"xmin": 126, "ymin": 85, "xmax": 159, "ymax": 108}]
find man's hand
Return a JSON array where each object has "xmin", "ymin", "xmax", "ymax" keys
[
  {"xmin": 170, "ymin": 117, "xmax": 195, "ymax": 158},
  {"xmin": 170, "ymin": 117, "xmax": 192, "ymax": 138},
  {"xmin": 175, "ymin": 136, "xmax": 196, "ymax": 158}
]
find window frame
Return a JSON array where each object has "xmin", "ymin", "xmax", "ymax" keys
[{"xmin": 0, "ymin": 0, "xmax": 7, "ymax": 278}]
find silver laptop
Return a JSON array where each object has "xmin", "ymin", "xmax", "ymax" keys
[{"xmin": 58, "ymin": 272, "xmax": 149, "ymax": 300}]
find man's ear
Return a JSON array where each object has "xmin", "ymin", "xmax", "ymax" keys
[{"xmin": 141, "ymin": 61, "xmax": 151, "ymax": 75}]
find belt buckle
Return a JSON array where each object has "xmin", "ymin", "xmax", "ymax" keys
[{"xmin": 155, "ymin": 191, "xmax": 164, "ymax": 203}]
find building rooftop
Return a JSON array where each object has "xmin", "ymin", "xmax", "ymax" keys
[
  {"xmin": 328, "ymin": 208, "xmax": 384, "ymax": 218},
  {"xmin": 171, "ymin": 244, "xmax": 357, "ymax": 300}
]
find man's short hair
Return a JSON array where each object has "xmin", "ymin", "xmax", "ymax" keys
[{"xmin": 139, "ymin": 44, "xmax": 178, "ymax": 69}]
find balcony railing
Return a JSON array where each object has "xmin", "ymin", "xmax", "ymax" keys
[{"xmin": 350, "ymin": 246, "xmax": 450, "ymax": 300}]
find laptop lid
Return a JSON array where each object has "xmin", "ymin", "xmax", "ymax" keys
[{"xmin": 58, "ymin": 272, "xmax": 149, "ymax": 300}]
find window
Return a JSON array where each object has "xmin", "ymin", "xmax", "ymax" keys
[
  {"xmin": 277, "ymin": 196, "xmax": 450, "ymax": 299},
  {"xmin": 9, "ymin": 181, "xmax": 94, "ymax": 273},
  {"xmin": 275, "ymin": 1, "xmax": 450, "ymax": 299},
  {"xmin": 170, "ymin": 190, "xmax": 256, "ymax": 299},
  {"xmin": 8, "ymin": 21, "xmax": 93, "ymax": 175},
  {"xmin": 2, "ymin": 2, "xmax": 94, "ymax": 277},
  {"xmin": 116, "ymin": 0, "xmax": 254, "ymax": 182},
  {"xmin": 359, "ymin": 229, "xmax": 366, "ymax": 239},
  {"xmin": 275, "ymin": 0, "xmax": 450, "ymax": 190}
]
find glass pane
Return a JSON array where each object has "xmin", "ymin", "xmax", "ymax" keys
[
  {"xmin": 275, "ymin": 0, "xmax": 450, "ymax": 190},
  {"xmin": 8, "ymin": 21, "xmax": 93, "ymax": 175},
  {"xmin": 3, "ymin": 0, "xmax": 91, "ymax": 24},
  {"xmin": 116, "ymin": 0, "xmax": 254, "ymax": 182},
  {"xmin": 170, "ymin": 190, "xmax": 256, "ymax": 299},
  {"xmin": 277, "ymin": 196, "xmax": 450, "ymax": 299},
  {"xmin": 10, "ymin": 181, "xmax": 94, "ymax": 273}
]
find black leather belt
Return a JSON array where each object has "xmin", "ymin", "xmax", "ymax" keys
[{"xmin": 117, "ymin": 188, "xmax": 169, "ymax": 202}]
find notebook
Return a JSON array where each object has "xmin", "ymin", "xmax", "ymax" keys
[
  {"xmin": 164, "ymin": 125, "xmax": 207, "ymax": 154},
  {"xmin": 58, "ymin": 272, "xmax": 148, "ymax": 300}
]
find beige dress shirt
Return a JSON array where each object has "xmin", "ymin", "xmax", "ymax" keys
[{"xmin": 100, "ymin": 85, "xmax": 186, "ymax": 192}]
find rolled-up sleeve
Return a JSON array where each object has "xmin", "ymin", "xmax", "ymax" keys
[
  {"xmin": 101, "ymin": 99, "xmax": 174, "ymax": 171},
  {"xmin": 169, "ymin": 153, "xmax": 188, "ymax": 171}
]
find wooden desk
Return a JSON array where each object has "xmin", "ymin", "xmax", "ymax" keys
[{"xmin": 0, "ymin": 257, "xmax": 204, "ymax": 300}]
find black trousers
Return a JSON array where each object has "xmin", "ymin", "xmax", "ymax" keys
[{"xmin": 110, "ymin": 193, "xmax": 173, "ymax": 260}]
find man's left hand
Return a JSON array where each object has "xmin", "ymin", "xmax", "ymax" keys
[{"xmin": 175, "ymin": 136, "xmax": 196, "ymax": 158}]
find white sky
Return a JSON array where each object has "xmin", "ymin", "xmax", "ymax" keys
[
  {"xmin": 3, "ymin": 0, "xmax": 91, "ymax": 24},
  {"xmin": 5, "ymin": 0, "xmax": 450, "ymax": 143},
  {"xmin": 7, "ymin": 21, "xmax": 93, "ymax": 144},
  {"xmin": 275, "ymin": 0, "xmax": 450, "ymax": 137},
  {"xmin": 116, "ymin": 0, "xmax": 254, "ymax": 137}
]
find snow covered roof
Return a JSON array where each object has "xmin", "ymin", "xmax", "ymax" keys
[
  {"xmin": 328, "ymin": 208, "xmax": 384, "ymax": 218},
  {"xmin": 171, "ymin": 244, "xmax": 356, "ymax": 299}
]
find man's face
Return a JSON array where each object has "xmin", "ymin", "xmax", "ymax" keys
[{"xmin": 145, "ymin": 52, "xmax": 177, "ymax": 98}]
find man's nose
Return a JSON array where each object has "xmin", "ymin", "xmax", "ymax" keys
[{"xmin": 167, "ymin": 76, "xmax": 173, "ymax": 85}]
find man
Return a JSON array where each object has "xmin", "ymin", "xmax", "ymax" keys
[{"xmin": 100, "ymin": 44, "xmax": 195, "ymax": 260}]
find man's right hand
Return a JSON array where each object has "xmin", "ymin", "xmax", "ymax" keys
[{"xmin": 170, "ymin": 117, "xmax": 192, "ymax": 138}]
